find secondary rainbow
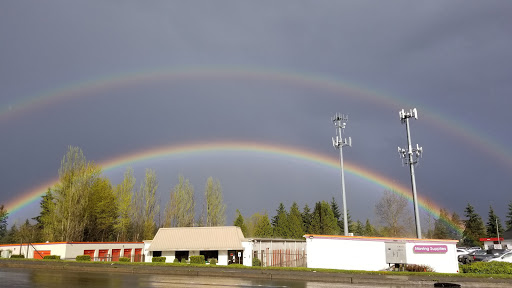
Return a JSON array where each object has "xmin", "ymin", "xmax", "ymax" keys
[
  {"xmin": 3, "ymin": 141, "xmax": 462, "ymax": 234},
  {"xmin": 1, "ymin": 67, "xmax": 510, "ymax": 169}
]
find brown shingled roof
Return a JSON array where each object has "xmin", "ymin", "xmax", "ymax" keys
[{"xmin": 148, "ymin": 226, "xmax": 245, "ymax": 251}]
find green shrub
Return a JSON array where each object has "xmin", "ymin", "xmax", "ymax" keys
[
  {"xmin": 119, "ymin": 257, "xmax": 130, "ymax": 262},
  {"xmin": 10, "ymin": 255, "xmax": 25, "ymax": 259},
  {"xmin": 76, "ymin": 255, "xmax": 91, "ymax": 261},
  {"xmin": 208, "ymin": 258, "xmax": 217, "ymax": 265},
  {"xmin": 180, "ymin": 257, "xmax": 187, "ymax": 264},
  {"xmin": 460, "ymin": 261, "xmax": 512, "ymax": 274},
  {"xmin": 152, "ymin": 257, "xmax": 166, "ymax": 263},
  {"xmin": 43, "ymin": 255, "xmax": 61, "ymax": 260},
  {"xmin": 405, "ymin": 264, "xmax": 434, "ymax": 272},
  {"xmin": 252, "ymin": 257, "xmax": 262, "ymax": 267},
  {"xmin": 173, "ymin": 258, "xmax": 179, "ymax": 263},
  {"xmin": 190, "ymin": 255, "xmax": 205, "ymax": 264}
]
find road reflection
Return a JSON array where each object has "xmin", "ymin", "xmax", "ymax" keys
[{"xmin": 1, "ymin": 267, "xmax": 416, "ymax": 288}]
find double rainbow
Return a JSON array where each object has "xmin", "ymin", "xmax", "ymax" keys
[{"xmin": 3, "ymin": 141, "xmax": 464, "ymax": 235}]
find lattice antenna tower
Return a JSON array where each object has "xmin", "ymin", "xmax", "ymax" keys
[
  {"xmin": 332, "ymin": 113, "xmax": 352, "ymax": 236},
  {"xmin": 398, "ymin": 108, "xmax": 423, "ymax": 239}
]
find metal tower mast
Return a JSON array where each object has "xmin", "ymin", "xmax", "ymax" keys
[
  {"xmin": 398, "ymin": 108, "xmax": 423, "ymax": 239},
  {"xmin": 332, "ymin": 113, "xmax": 352, "ymax": 236}
]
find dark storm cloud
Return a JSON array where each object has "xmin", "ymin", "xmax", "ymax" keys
[{"xmin": 1, "ymin": 1, "xmax": 511, "ymax": 226}]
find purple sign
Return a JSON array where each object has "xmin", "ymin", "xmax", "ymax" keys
[{"xmin": 413, "ymin": 245, "xmax": 448, "ymax": 253}]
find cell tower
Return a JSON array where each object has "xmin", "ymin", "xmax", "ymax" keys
[
  {"xmin": 398, "ymin": 108, "xmax": 423, "ymax": 239},
  {"xmin": 332, "ymin": 113, "xmax": 352, "ymax": 236}
]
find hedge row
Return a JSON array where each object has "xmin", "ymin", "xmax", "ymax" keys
[
  {"xmin": 152, "ymin": 257, "xmax": 166, "ymax": 263},
  {"xmin": 208, "ymin": 258, "xmax": 217, "ymax": 265},
  {"xmin": 43, "ymin": 255, "xmax": 61, "ymax": 260},
  {"xmin": 189, "ymin": 255, "xmax": 205, "ymax": 264},
  {"xmin": 119, "ymin": 257, "xmax": 130, "ymax": 262},
  {"xmin": 10, "ymin": 255, "xmax": 25, "ymax": 259},
  {"xmin": 460, "ymin": 261, "xmax": 512, "ymax": 274},
  {"xmin": 76, "ymin": 255, "xmax": 91, "ymax": 261}
]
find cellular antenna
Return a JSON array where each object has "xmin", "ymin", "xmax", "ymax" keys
[
  {"xmin": 398, "ymin": 108, "xmax": 423, "ymax": 239},
  {"xmin": 332, "ymin": 113, "xmax": 352, "ymax": 236}
]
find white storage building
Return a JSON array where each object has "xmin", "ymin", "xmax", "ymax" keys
[
  {"xmin": 305, "ymin": 234, "xmax": 459, "ymax": 273},
  {"xmin": 0, "ymin": 242, "xmax": 145, "ymax": 261}
]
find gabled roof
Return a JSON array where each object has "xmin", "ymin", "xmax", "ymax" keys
[{"xmin": 148, "ymin": 226, "xmax": 245, "ymax": 251}]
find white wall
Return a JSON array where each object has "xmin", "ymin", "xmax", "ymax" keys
[
  {"xmin": 218, "ymin": 250, "xmax": 228, "ymax": 265},
  {"xmin": 242, "ymin": 241, "xmax": 253, "ymax": 267},
  {"xmin": 307, "ymin": 236, "xmax": 459, "ymax": 273},
  {"xmin": 307, "ymin": 237, "xmax": 387, "ymax": 271},
  {"xmin": 161, "ymin": 251, "xmax": 175, "ymax": 263}
]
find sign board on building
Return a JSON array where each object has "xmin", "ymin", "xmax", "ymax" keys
[
  {"xmin": 413, "ymin": 245, "xmax": 447, "ymax": 253},
  {"xmin": 385, "ymin": 242, "xmax": 406, "ymax": 264}
]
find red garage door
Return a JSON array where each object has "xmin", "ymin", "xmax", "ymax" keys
[
  {"xmin": 134, "ymin": 248, "xmax": 142, "ymax": 262},
  {"xmin": 34, "ymin": 250, "xmax": 51, "ymax": 259},
  {"xmin": 84, "ymin": 250, "xmax": 95, "ymax": 261},
  {"xmin": 112, "ymin": 249, "xmax": 121, "ymax": 262},
  {"xmin": 124, "ymin": 249, "xmax": 132, "ymax": 261},
  {"xmin": 98, "ymin": 249, "xmax": 109, "ymax": 261}
]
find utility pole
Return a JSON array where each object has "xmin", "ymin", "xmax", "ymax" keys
[
  {"xmin": 398, "ymin": 108, "xmax": 423, "ymax": 239},
  {"xmin": 332, "ymin": 113, "xmax": 352, "ymax": 236},
  {"xmin": 497, "ymin": 218, "xmax": 501, "ymax": 245}
]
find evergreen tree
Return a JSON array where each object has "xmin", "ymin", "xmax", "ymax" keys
[
  {"xmin": 486, "ymin": 206, "xmax": 504, "ymax": 238},
  {"xmin": 433, "ymin": 209, "xmax": 450, "ymax": 239},
  {"xmin": 506, "ymin": 201, "xmax": 512, "ymax": 231},
  {"xmin": 352, "ymin": 220, "xmax": 364, "ymax": 236},
  {"xmin": 253, "ymin": 212, "xmax": 273, "ymax": 238},
  {"xmin": 462, "ymin": 203, "xmax": 486, "ymax": 247},
  {"xmin": 233, "ymin": 209, "xmax": 248, "ymax": 236},
  {"xmin": 343, "ymin": 210, "xmax": 353, "ymax": 234},
  {"xmin": 310, "ymin": 201, "xmax": 339, "ymax": 235},
  {"xmin": 3, "ymin": 224, "xmax": 18, "ymax": 244},
  {"xmin": 272, "ymin": 203, "xmax": 286, "ymax": 227},
  {"xmin": 330, "ymin": 197, "xmax": 342, "ymax": 234},
  {"xmin": 288, "ymin": 202, "xmax": 305, "ymax": 239},
  {"xmin": 0, "ymin": 205, "xmax": 8, "ymax": 241},
  {"xmin": 272, "ymin": 203, "xmax": 290, "ymax": 238},
  {"xmin": 302, "ymin": 204, "xmax": 312, "ymax": 234},
  {"xmin": 363, "ymin": 219, "xmax": 377, "ymax": 236}
]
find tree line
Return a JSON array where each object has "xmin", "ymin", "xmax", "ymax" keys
[
  {"xmin": 1, "ymin": 146, "xmax": 512, "ymax": 245},
  {"xmin": 0, "ymin": 146, "xmax": 226, "ymax": 243}
]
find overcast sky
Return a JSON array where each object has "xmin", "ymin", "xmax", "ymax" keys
[{"xmin": 1, "ymin": 1, "xmax": 511, "ymax": 229}]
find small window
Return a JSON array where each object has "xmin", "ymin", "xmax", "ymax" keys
[{"xmin": 153, "ymin": 251, "xmax": 162, "ymax": 257}]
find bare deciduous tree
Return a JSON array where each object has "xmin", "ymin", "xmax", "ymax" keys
[{"xmin": 375, "ymin": 190, "xmax": 411, "ymax": 237}]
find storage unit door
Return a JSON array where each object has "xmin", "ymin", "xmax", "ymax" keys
[
  {"xmin": 124, "ymin": 249, "xmax": 132, "ymax": 261},
  {"xmin": 34, "ymin": 250, "xmax": 51, "ymax": 259},
  {"xmin": 98, "ymin": 249, "xmax": 109, "ymax": 261},
  {"xmin": 134, "ymin": 248, "xmax": 142, "ymax": 262},
  {"xmin": 112, "ymin": 249, "xmax": 121, "ymax": 262},
  {"xmin": 84, "ymin": 250, "xmax": 95, "ymax": 261}
]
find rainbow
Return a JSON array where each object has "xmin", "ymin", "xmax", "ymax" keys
[
  {"xmin": 1, "ymin": 67, "xmax": 511, "ymax": 169},
  {"xmin": 3, "ymin": 141, "xmax": 463, "ymax": 234}
]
